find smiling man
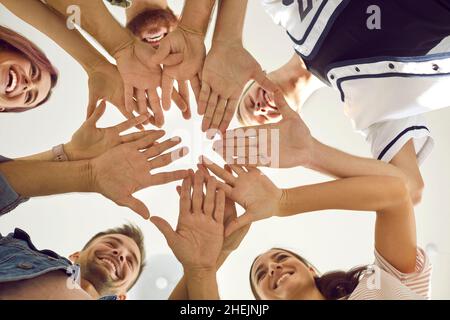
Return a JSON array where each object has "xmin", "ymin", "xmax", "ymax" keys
[
  {"xmin": 123, "ymin": 0, "xmax": 178, "ymax": 49},
  {"xmin": 0, "ymin": 224, "xmax": 145, "ymax": 300}
]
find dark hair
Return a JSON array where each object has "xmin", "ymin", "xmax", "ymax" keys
[
  {"xmin": 0, "ymin": 25, "xmax": 58, "ymax": 112},
  {"xmin": 83, "ymin": 223, "xmax": 146, "ymax": 291},
  {"xmin": 250, "ymin": 248, "xmax": 367, "ymax": 300},
  {"xmin": 126, "ymin": 8, "xmax": 178, "ymax": 36}
]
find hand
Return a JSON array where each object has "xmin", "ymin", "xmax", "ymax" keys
[
  {"xmin": 114, "ymin": 40, "xmax": 182, "ymax": 127},
  {"xmin": 152, "ymin": 27, "xmax": 206, "ymax": 116},
  {"xmin": 151, "ymin": 171, "xmax": 225, "ymax": 270},
  {"xmin": 199, "ymin": 157, "xmax": 282, "ymax": 237},
  {"xmin": 196, "ymin": 164, "xmax": 250, "ymax": 253},
  {"xmin": 213, "ymin": 90, "xmax": 313, "ymax": 168},
  {"xmin": 199, "ymin": 41, "xmax": 278, "ymax": 134},
  {"xmin": 89, "ymin": 131, "xmax": 189, "ymax": 219},
  {"xmin": 65, "ymin": 101, "xmax": 151, "ymax": 160},
  {"xmin": 86, "ymin": 61, "xmax": 142, "ymax": 127}
]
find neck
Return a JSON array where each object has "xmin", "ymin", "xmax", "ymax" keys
[
  {"xmin": 273, "ymin": 55, "xmax": 313, "ymax": 108},
  {"xmin": 126, "ymin": 0, "xmax": 168, "ymax": 22},
  {"xmin": 293, "ymin": 284, "xmax": 326, "ymax": 300},
  {"xmin": 80, "ymin": 278, "xmax": 101, "ymax": 299}
]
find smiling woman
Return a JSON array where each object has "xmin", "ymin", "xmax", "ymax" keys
[{"xmin": 0, "ymin": 25, "xmax": 58, "ymax": 113}]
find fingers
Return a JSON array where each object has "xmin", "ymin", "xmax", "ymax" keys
[
  {"xmin": 150, "ymin": 169, "xmax": 190, "ymax": 186},
  {"xmin": 124, "ymin": 85, "xmax": 135, "ymax": 113},
  {"xmin": 196, "ymin": 163, "xmax": 211, "ymax": 177},
  {"xmin": 147, "ymin": 146, "xmax": 189, "ymax": 170},
  {"xmin": 203, "ymin": 176, "xmax": 217, "ymax": 216},
  {"xmin": 192, "ymin": 171, "xmax": 205, "ymax": 214},
  {"xmin": 202, "ymin": 92, "xmax": 218, "ymax": 132},
  {"xmin": 147, "ymin": 90, "xmax": 164, "ymax": 127},
  {"xmin": 133, "ymin": 130, "xmax": 165, "ymax": 149},
  {"xmin": 214, "ymin": 189, "xmax": 225, "ymax": 224},
  {"xmin": 160, "ymin": 53, "xmax": 184, "ymax": 66},
  {"xmin": 210, "ymin": 97, "xmax": 227, "ymax": 130},
  {"xmin": 178, "ymin": 80, "xmax": 190, "ymax": 112},
  {"xmin": 199, "ymin": 156, "xmax": 236, "ymax": 185},
  {"xmin": 172, "ymin": 88, "xmax": 191, "ymax": 120},
  {"xmin": 135, "ymin": 88, "xmax": 148, "ymax": 116},
  {"xmin": 228, "ymin": 164, "xmax": 246, "ymax": 176},
  {"xmin": 121, "ymin": 196, "xmax": 150, "ymax": 219},
  {"xmin": 86, "ymin": 91, "xmax": 99, "ymax": 119},
  {"xmin": 273, "ymin": 89, "xmax": 296, "ymax": 118},
  {"xmin": 115, "ymin": 113, "xmax": 149, "ymax": 132},
  {"xmin": 150, "ymin": 216, "xmax": 176, "ymax": 245},
  {"xmin": 161, "ymin": 73, "xmax": 175, "ymax": 111},
  {"xmin": 216, "ymin": 180, "xmax": 233, "ymax": 197},
  {"xmin": 151, "ymin": 39, "xmax": 171, "ymax": 64},
  {"xmin": 224, "ymin": 212, "xmax": 253, "ymax": 237},
  {"xmin": 143, "ymin": 136, "xmax": 181, "ymax": 158},
  {"xmin": 218, "ymin": 96, "xmax": 239, "ymax": 133},
  {"xmin": 198, "ymin": 82, "xmax": 210, "ymax": 115},
  {"xmin": 190, "ymin": 74, "xmax": 201, "ymax": 103},
  {"xmin": 120, "ymin": 131, "xmax": 148, "ymax": 143},
  {"xmin": 253, "ymin": 70, "xmax": 279, "ymax": 94},
  {"xmin": 88, "ymin": 100, "xmax": 107, "ymax": 124},
  {"xmin": 180, "ymin": 176, "xmax": 192, "ymax": 215}
]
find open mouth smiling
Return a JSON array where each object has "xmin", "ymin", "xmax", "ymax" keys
[
  {"xmin": 100, "ymin": 257, "xmax": 121, "ymax": 279},
  {"xmin": 5, "ymin": 68, "xmax": 18, "ymax": 94}
]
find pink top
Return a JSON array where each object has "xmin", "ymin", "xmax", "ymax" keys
[{"xmin": 348, "ymin": 248, "xmax": 432, "ymax": 300}]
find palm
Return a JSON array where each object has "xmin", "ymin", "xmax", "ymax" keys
[
  {"xmin": 70, "ymin": 125, "xmax": 120, "ymax": 160},
  {"xmin": 229, "ymin": 171, "xmax": 281, "ymax": 221},
  {"xmin": 172, "ymin": 215, "xmax": 224, "ymax": 268},
  {"xmin": 222, "ymin": 198, "xmax": 250, "ymax": 252},
  {"xmin": 161, "ymin": 29, "xmax": 205, "ymax": 80},
  {"xmin": 203, "ymin": 43, "xmax": 261, "ymax": 97}
]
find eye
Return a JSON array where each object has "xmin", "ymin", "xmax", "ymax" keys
[
  {"xmin": 25, "ymin": 92, "xmax": 32, "ymax": 104},
  {"xmin": 30, "ymin": 64, "xmax": 39, "ymax": 79},
  {"xmin": 256, "ymin": 270, "xmax": 266, "ymax": 283},
  {"xmin": 277, "ymin": 254, "xmax": 289, "ymax": 262}
]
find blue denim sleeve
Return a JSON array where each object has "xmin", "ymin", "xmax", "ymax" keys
[{"xmin": 0, "ymin": 155, "xmax": 29, "ymax": 217}]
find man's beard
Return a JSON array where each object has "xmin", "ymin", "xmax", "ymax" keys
[
  {"xmin": 81, "ymin": 259, "xmax": 116, "ymax": 296},
  {"xmin": 126, "ymin": 8, "xmax": 178, "ymax": 36}
]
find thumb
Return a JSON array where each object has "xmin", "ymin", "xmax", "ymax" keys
[
  {"xmin": 121, "ymin": 196, "xmax": 150, "ymax": 219},
  {"xmin": 88, "ymin": 100, "xmax": 107, "ymax": 125},
  {"xmin": 86, "ymin": 89, "xmax": 100, "ymax": 119},
  {"xmin": 150, "ymin": 216, "xmax": 176, "ymax": 245},
  {"xmin": 176, "ymin": 185, "xmax": 181, "ymax": 195},
  {"xmin": 151, "ymin": 40, "xmax": 171, "ymax": 64},
  {"xmin": 161, "ymin": 53, "xmax": 184, "ymax": 66},
  {"xmin": 224, "ymin": 212, "xmax": 253, "ymax": 237},
  {"xmin": 253, "ymin": 70, "xmax": 279, "ymax": 94},
  {"xmin": 273, "ymin": 89, "xmax": 297, "ymax": 118}
]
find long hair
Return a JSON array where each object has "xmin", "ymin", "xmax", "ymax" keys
[
  {"xmin": 250, "ymin": 248, "xmax": 367, "ymax": 300},
  {"xmin": 0, "ymin": 25, "xmax": 58, "ymax": 112}
]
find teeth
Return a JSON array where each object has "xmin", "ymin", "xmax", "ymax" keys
[
  {"xmin": 276, "ymin": 273, "xmax": 291, "ymax": 288},
  {"xmin": 145, "ymin": 33, "xmax": 164, "ymax": 43},
  {"xmin": 6, "ymin": 69, "xmax": 17, "ymax": 93},
  {"xmin": 102, "ymin": 258, "xmax": 118, "ymax": 277}
]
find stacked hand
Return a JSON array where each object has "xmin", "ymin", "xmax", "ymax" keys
[
  {"xmin": 66, "ymin": 101, "xmax": 151, "ymax": 160},
  {"xmin": 199, "ymin": 157, "xmax": 282, "ymax": 237},
  {"xmin": 199, "ymin": 41, "xmax": 278, "ymax": 135},
  {"xmin": 213, "ymin": 90, "xmax": 313, "ymax": 168},
  {"xmin": 151, "ymin": 171, "xmax": 225, "ymax": 270},
  {"xmin": 152, "ymin": 27, "xmax": 206, "ymax": 118},
  {"xmin": 89, "ymin": 130, "xmax": 189, "ymax": 219}
]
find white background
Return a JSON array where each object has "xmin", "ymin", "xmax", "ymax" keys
[{"xmin": 1, "ymin": 1, "xmax": 449, "ymax": 299}]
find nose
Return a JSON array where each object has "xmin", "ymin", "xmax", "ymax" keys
[
  {"xmin": 254, "ymin": 101, "xmax": 268, "ymax": 115},
  {"xmin": 268, "ymin": 263, "xmax": 282, "ymax": 277},
  {"xmin": 112, "ymin": 249, "xmax": 125, "ymax": 263},
  {"xmin": 19, "ymin": 74, "xmax": 32, "ymax": 93}
]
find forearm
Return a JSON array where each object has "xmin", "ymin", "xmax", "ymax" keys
[
  {"xmin": 184, "ymin": 268, "xmax": 220, "ymax": 300},
  {"xmin": 179, "ymin": 0, "xmax": 216, "ymax": 36},
  {"xmin": 212, "ymin": 0, "xmax": 248, "ymax": 44},
  {"xmin": 16, "ymin": 150, "xmax": 54, "ymax": 161},
  {"xmin": 308, "ymin": 138, "xmax": 408, "ymax": 182},
  {"xmin": 45, "ymin": 0, "xmax": 134, "ymax": 56},
  {"xmin": 277, "ymin": 176, "xmax": 409, "ymax": 218},
  {"xmin": 1, "ymin": 0, "xmax": 107, "ymax": 73},
  {"xmin": 0, "ymin": 160, "xmax": 93, "ymax": 197}
]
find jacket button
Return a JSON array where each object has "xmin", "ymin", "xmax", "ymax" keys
[
  {"xmin": 432, "ymin": 64, "xmax": 439, "ymax": 71},
  {"xmin": 17, "ymin": 262, "xmax": 33, "ymax": 270},
  {"xmin": 388, "ymin": 63, "xmax": 395, "ymax": 69}
]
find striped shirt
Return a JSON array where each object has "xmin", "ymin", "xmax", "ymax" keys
[{"xmin": 348, "ymin": 248, "xmax": 432, "ymax": 300}]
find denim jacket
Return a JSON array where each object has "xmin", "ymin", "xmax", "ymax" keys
[
  {"xmin": 0, "ymin": 156, "xmax": 29, "ymax": 217},
  {"xmin": 0, "ymin": 228, "xmax": 117, "ymax": 300}
]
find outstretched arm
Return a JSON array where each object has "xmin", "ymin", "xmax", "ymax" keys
[{"xmin": 201, "ymin": 158, "xmax": 417, "ymax": 274}]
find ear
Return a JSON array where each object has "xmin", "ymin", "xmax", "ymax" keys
[
  {"xmin": 69, "ymin": 251, "xmax": 81, "ymax": 263},
  {"xmin": 0, "ymin": 107, "xmax": 5, "ymax": 112},
  {"xmin": 309, "ymin": 267, "xmax": 318, "ymax": 277},
  {"xmin": 117, "ymin": 294, "xmax": 127, "ymax": 300}
]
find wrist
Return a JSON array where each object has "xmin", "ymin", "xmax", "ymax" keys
[
  {"xmin": 275, "ymin": 189, "xmax": 289, "ymax": 217},
  {"xmin": 184, "ymin": 266, "xmax": 217, "ymax": 279},
  {"xmin": 305, "ymin": 138, "xmax": 324, "ymax": 171},
  {"xmin": 63, "ymin": 142, "xmax": 77, "ymax": 161}
]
